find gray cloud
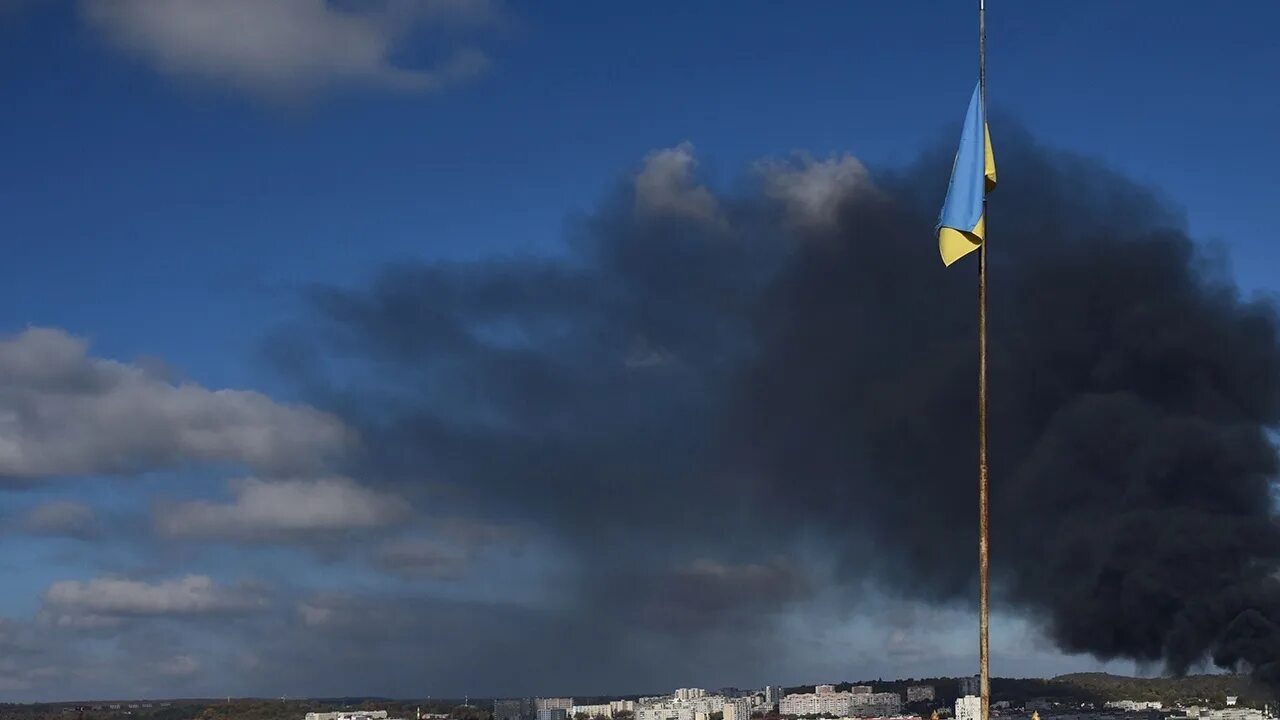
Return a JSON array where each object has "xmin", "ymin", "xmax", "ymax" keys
[
  {"xmin": 376, "ymin": 538, "xmax": 470, "ymax": 578},
  {"xmin": 40, "ymin": 575, "xmax": 267, "ymax": 628},
  {"xmin": 155, "ymin": 476, "xmax": 411, "ymax": 541},
  {"xmin": 0, "ymin": 327, "xmax": 352, "ymax": 480},
  {"xmin": 81, "ymin": 0, "xmax": 499, "ymax": 101},
  {"xmin": 20, "ymin": 500, "xmax": 99, "ymax": 540},
  {"xmin": 634, "ymin": 142, "xmax": 724, "ymax": 226}
]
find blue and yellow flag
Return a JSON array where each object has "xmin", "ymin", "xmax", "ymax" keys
[{"xmin": 937, "ymin": 83, "xmax": 997, "ymax": 266}]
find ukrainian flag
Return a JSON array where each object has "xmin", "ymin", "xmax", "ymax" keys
[{"xmin": 937, "ymin": 83, "xmax": 997, "ymax": 266}]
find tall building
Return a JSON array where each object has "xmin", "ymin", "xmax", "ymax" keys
[
  {"xmin": 677, "ymin": 690, "xmax": 708, "ymax": 702},
  {"xmin": 958, "ymin": 677, "xmax": 980, "ymax": 698},
  {"xmin": 725, "ymin": 698, "xmax": 753, "ymax": 720},
  {"xmin": 851, "ymin": 687, "xmax": 872, "ymax": 696},
  {"xmin": 816, "ymin": 686, "xmax": 836, "ymax": 695},
  {"xmin": 573, "ymin": 705, "xmax": 615, "ymax": 718},
  {"xmin": 496, "ymin": 700, "xmax": 535, "ymax": 720},
  {"xmin": 763, "ymin": 688, "xmax": 783, "ymax": 709},
  {"xmin": 539, "ymin": 700, "xmax": 576, "ymax": 712},
  {"xmin": 539, "ymin": 710, "xmax": 569, "ymax": 720},
  {"xmin": 849, "ymin": 693, "xmax": 901, "ymax": 717},
  {"xmin": 956, "ymin": 696, "xmax": 981, "ymax": 720},
  {"xmin": 611, "ymin": 702, "xmax": 637, "ymax": 715},
  {"xmin": 906, "ymin": 686, "xmax": 935, "ymax": 704}
]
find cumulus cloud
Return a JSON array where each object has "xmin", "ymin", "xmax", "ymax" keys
[
  {"xmin": 81, "ymin": 0, "xmax": 499, "ymax": 101},
  {"xmin": 21, "ymin": 500, "xmax": 98, "ymax": 539},
  {"xmin": 156, "ymin": 476, "xmax": 411, "ymax": 541},
  {"xmin": 0, "ymin": 327, "xmax": 351, "ymax": 480},
  {"xmin": 41, "ymin": 575, "xmax": 265, "ymax": 627},
  {"xmin": 758, "ymin": 152, "xmax": 876, "ymax": 229},
  {"xmin": 634, "ymin": 142, "xmax": 723, "ymax": 226}
]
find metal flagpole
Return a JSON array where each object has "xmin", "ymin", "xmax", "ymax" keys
[{"xmin": 976, "ymin": 3, "xmax": 991, "ymax": 720}]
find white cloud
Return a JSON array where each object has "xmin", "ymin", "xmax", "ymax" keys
[
  {"xmin": 634, "ymin": 142, "xmax": 724, "ymax": 226},
  {"xmin": 0, "ymin": 327, "xmax": 352, "ymax": 480},
  {"xmin": 21, "ymin": 500, "xmax": 98, "ymax": 539},
  {"xmin": 758, "ymin": 153, "xmax": 876, "ymax": 230},
  {"xmin": 156, "ymin": 476, "xmax": 410, "ymax": 540},
  {"xmin": 41, "ymin": 575, "xmax": 265, "ymax": 626},
  {"xmin": 81, "ymin": 0, "xmax": 499, "ymax": 101}
]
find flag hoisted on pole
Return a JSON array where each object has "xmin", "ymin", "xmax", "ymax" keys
[{"xmin": 935, "ymin": 3, "xmax": 995, "ymax": 720}]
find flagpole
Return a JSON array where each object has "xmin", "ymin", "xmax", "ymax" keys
[{"xmin": 976, "ymin": 3, "xmax": 991, "ymax": 720}]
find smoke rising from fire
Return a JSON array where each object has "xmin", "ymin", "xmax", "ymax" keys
[{"xmin": 278, "ymin": 124, "xmax": 1280, "ymax": 690}]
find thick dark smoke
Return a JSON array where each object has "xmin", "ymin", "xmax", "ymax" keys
[{"xmin": 276, "ymin": 125, "xmax": 1280, "ymax": 690}]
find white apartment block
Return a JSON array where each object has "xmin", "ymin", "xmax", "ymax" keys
[
  {"xmin": 1106, "ymin": 702, "xmax": 1163, "ymax": 712},
  {"xmin": 677, "ymin": 690, "xmax": 708, "ymax": 701},
  {"xmin": 638, "ymin": 706, "xmax": 695, "ymax": 720},
  {"xmin": 574, "ymin": 705, "xmax": 615, "ymax": 718},
  {"xmin": 694, "ymin": 697, "xmax": 726, "ymax": 715},
  {"xmin": 780, "ymin": 692, "xmax": 853, "ymax": 717},
  {"xmin": 725, "ymin": 698, "xmax": 753, "ymax": 720},
  {"xmin": 956, "ymin": 696, "xmax": 981, "ymax": 720},
  {"xmin": 849, "ymin": 693, "xmax": 901, "ymax": 717},
  {"xmin": 539, "ymin": 700, "xmax": 576, "ymax": 712}
]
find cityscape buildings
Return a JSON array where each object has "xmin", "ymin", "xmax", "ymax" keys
[
  {"xmin": 907, "ymin": 687, "xmax": 936, "ymax": 704},
  {"xmin": 956, "ymin": 696, "xmax": 981, "ymax": 720}
]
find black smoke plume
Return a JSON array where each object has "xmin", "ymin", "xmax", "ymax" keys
[{"xmin": 276, "ymin": 124, "xmax": 1280, "ymax": 690}]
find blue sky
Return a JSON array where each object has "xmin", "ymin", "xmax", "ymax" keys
[{"xmin": 0, "ymin": 0, "xmax": 1278, "ymax": 703}]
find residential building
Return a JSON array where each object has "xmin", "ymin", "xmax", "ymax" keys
[
  {"xmin": 611, "ymin": 702, "xmax": 637, "ymax": 715},
  {"xmin": 725, "ymin": 698, "xmax": 753, "ymax": 720},
  {"xmin": 539, "ymin": 700, "xmax": 576, "ymax": 712},
  {"xmin": 539, "ymin": 710, "xmax": 570, "ymax": 720},
  {"xmin": 851, "ymin": 688, "xmax": 872, "ymax": 696},
  {"xmin": 1206, "ymin": 710, "xmax": 1265, "ymax": 720},
  {"xmin": 849, "ymin": 693, "xmax": 901, "ymax": 717},
  {"xmin": 956, "ymin": 697, "xmax": 981, "ymax": 720},
  {"xmin": 638, "ymin": 705, "xmax": 695, "ymax": 720},
  {"xmin": 574, "ymin": 705, "xmax": 615, "ymax": 718},
  {"xmin": 781, "ymin": 691, "xmax": 853, "ymax": 717},
  {"xmin": 907, "ymin": 687, "xmax": 936, "ymax": 704},
  {"xmin": 764, "ymin": 688, "xmax": 783, "ymax": 709},
  {"xmin": 958, "ymin": 677, "xmax": 980, "ymax": 698},
  {"xmin": 817, "ymin": 686, "xmax": 837, "ymax": 695},
  {"xmin": 694, "ymin": 697, "xmax": 726, "ymax": 715},
  {"xmin": 678, "ymin": 690, "xmax": 708, "ymax": 702},
  {"xmin": 1106, "ymin": 702, "xmax": 1163, "ymax": 712}
]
